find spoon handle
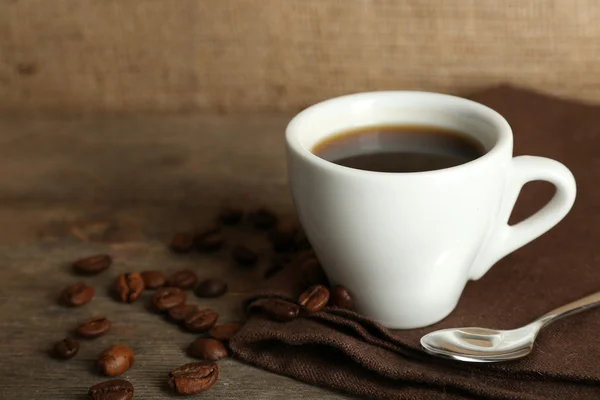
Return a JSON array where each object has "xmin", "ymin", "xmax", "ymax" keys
[{"xmin": 537, "ymin": 291, "xmax": 600, "ymax": 327}]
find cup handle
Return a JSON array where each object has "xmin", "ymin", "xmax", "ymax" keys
[{"xmin": 470, "ymin": 156, "xmax": 577, "ymax": 280}]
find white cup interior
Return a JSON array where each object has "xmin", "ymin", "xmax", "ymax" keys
[{"xmin": 287, "ymin": 92, "xmax": 511, "ymax": 156}]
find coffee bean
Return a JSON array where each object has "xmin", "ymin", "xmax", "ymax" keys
[
  {"xmin": 249, "ymin": 207, "xmax": 278, "ymax": 230},
  {"xmin": 61, "ymin": 282, "xmax": 94, "ymax": 307},
  {"xmin": 72, "ymin": 254, "xmax": 112, "ymax": 275},
  {"xmin": 53, "ymin": 337, "xmax": 79, "ymax": 359},
  {"xmin": 114, "ymin": 273, "xmax": 144, "ymax": 303},
  {"xmin": 298, "ymin": 285, "xmax": 330, "ymax": 313},
  {"xmin": 88, "ymin": 379, "xmax": 133, "ymax": 400},
  {"xmin": 152, "ymin": 287, "xmax": 186, "ymax": 311},
  {"xmin": 188, "ymin": 338, "xmax": 229, "ymax": 361},
  {"xmin": 76, "ymin": 317, "xmax": 111, "ymax": 338},
  {"xmin": 195, "ymin": 228, "xmax": 225, "ymax": 252},
  {"xmin": 168, "ymin": 304, "xmax": 199, "ymax": 322},
  {"xmin": 97, "ymin": 345, "xmax": 135, "ymax": 377},
  {"xmin": 168, "ymin": 362, "xmax": 219, "ymax": 395},
  {"xmin": 249, "ymin": 298, "xmax": 299, "ymax": 322},
  {"xmin": 208, "ymin": 323, "xmax": 242, "ymax": 341},
  {"xmin": 218, "ymin": 206, "xmax": 244, "ymax": 225},
  {"xmin": 168, "ymin": 269, "xmax": 198, "ymax": 289},
  {"xmin": 269, "ymin": 218, "xmax": 298, "ymax": 252},
  {"xmin": 329, "ymin": 286, "xmax": 354, "ymax": 310},
  {"xmin": 301, "ymin": 258, "xmax": 329, "ymax": 287},
  {"xmin": 194, "ymin": 278, "xmax": 227, "ymax": 298},
  {"xmin": 169, "ymin": 232, "xmax": 195, "ymax": 253},
  {"xmin": 232, "ymin": 244, "xmax": 258, "ymax": 266},
  {"xmin": 140, "ymin": 270, "xmax": 166, "ymax": 290},
  {"xmin": 264, "ymin": 254, "xmax": 292, "ymax": 279},
  {"xmin": 184, "ymin": 308, "xmax": 219, "ymax": 332}
]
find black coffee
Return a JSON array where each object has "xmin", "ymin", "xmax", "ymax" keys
[{"xmin": 312, "ymin": 125, "xmax": 485, "ymax": 173}]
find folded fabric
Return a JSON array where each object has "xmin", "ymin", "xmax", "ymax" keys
[{"xmin": 229, "ymin": 86, "xmax": 600, "ymax": 400}]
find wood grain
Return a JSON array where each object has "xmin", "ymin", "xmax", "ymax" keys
[
  {"xmin": 1, "ymin": 0, "xmax": 600, "ymax": 114},
  {"xmin": 0, "ymin": 115, "xmax": 349, "ymax": 399}
]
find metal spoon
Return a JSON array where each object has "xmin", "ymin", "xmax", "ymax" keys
[{"xmin": 420, "ymin": 291, "xmax": 600, "ymax": 362}]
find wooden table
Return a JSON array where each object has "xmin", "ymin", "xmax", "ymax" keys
[{"xmin": 0, "ymin": 114, "xmax": 348, "ymax": 399}]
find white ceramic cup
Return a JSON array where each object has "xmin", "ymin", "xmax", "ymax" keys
[{"xmin": 286, "ymin": 91, "xmax": 576, "ymax": 329}]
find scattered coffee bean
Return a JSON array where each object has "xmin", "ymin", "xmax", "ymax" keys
[
  {"xmin": 194, "ymin": 278, "xmax": 227, "ymax": 298},
  {"xmin": 249, "ymin": 298, "xmax": 299, "ymax": 322},
  {"xmin": 53, "ymin": 337, "xmax": 79, "ymax": 359},
  {"xmin": 114, "ymin": 273, "xmax": 145, "ymax": 303},
  {"xmin": 232, "ymin": 244, "xmax": 258, "ymax": 266},
  {"xmin": 298, "ymin": 285, "xmax": 330, "ymax": 313},
  {"xmin": 61, "ymin": 282, "xmax": 94, "ymax": 307},
  {"xmin": 169, "ymin": 232, "xmax": 195, "ymax": 253},
  {"xmin": 168, "ymin": 362, "xmax": 219, "ymax": 395},
  {"xmin": 168, "ymin": 269, "xmax": 198, "ymax": 289},
  {"xmin": 249, "ymin": 207, "xmax": 278, "ymax": 230},
  {"xmin": 269, "ymin": 218, "xmax": 298, "ymax": 252},
  {"xmin": 152, "ymin": 287, "xmax": 186, "ymax": 311},
  {"xmin": 218, "ymin": 206, "xmax": 244, "ymax": 225},
  {"xmin": 168, "ymin": 304, "xmax": 199, "ymax": 322},
  {"xmin": 184, "ymin": 308, "xmax": 219, "ymax": 332},
  {"xmin": 188, "ymin": 338, "xmax": 229, "ymax": 361},
  {"xmin": 195, "ymin": 228, "xmax": 225, "ymax": 252},
  {"xmin": 208, "ymin": 323, "xmax": 242, "ymax": 341},
  {"xmin": 329, "ymin": 286, "xmax": 354, "ymax": 310},
  {"xmin": 76, "ymin": 317, "xmax": 111, "ymax": 338},
  {"xmin": 264, "ymin": 254, "xmax": 292, "ymax": 279},
  {"xmin": 301, "ymin": 258, "xmax": 329, "ymax": 287},
  {"xmin": 72, "ymin": 254, "xmax": 112, "ymax": 275},
  {"xmin": 140, "ymin": 270, "xmax": 166, "ymax": 290},
  {"xmin": 88, "ymin": 379, "xmax": 133, "ymax": 400},
  {"xmin": 97, "ymin": 345, "xmax": 135, "ymax": 376}
]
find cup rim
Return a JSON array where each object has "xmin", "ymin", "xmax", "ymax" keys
[{"xmin": 285, "ymin": 91, "xmax": 512, "ymax": 177}]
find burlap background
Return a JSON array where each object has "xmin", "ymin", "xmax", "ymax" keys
[{"xmin": 2, "ymin": 0, "xmax": 600, "ymax": 113}]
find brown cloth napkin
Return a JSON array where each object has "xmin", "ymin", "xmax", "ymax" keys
[{"xmin": 229, "ymin": 86, "xmax": 600, "ymax": 400}]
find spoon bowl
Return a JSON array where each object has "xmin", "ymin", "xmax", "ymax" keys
[
  {"xmin": 420, "ymin": 291, "xmax": 600, "ymax": 362},
  {"xmin": 420, "ymin": 324, "xmax": 539, "ymax": 362}
]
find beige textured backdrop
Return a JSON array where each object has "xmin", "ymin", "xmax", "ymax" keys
[{"xmin": 1, "ymin": 0, "xmax": 600, "ymax": 113}]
